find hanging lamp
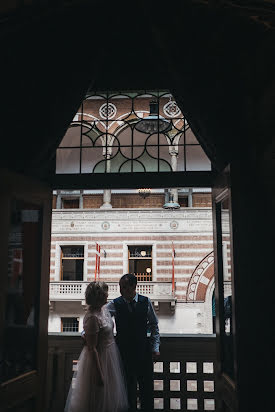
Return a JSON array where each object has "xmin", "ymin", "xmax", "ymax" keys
[{"xmin": 135, "ymin": 100, "xmax": 172, "ymax": 133}]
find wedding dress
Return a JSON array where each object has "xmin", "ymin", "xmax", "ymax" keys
[{"xmin": 64, "ymin": 305, "xmax": 128, "ymax": 412}]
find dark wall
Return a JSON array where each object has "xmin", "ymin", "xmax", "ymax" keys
[
  {"xmin": 1, "ymin": 2, "xmax": 274, "ymax": 179},
  {"xmin": 0, "ymin": 2, "xmax": 274, "ymax": 411}
]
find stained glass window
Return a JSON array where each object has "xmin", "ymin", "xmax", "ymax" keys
[{"xmin": 56, "ymin": 91, "xmax": 211, "ymax": 174}]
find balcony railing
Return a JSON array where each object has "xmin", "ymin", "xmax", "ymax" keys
[
  {"xmin": 135, "ymin": 272, "xmax": 153, "ymax": 281},
  {"xmin": 49, "ymin": 281, "xmax": 176, "ymax": 305},
  {"xmin": 46, "ymin": 334, "xmax": 218, "ymax": 412}
]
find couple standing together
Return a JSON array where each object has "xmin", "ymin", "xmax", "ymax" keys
[{"xmin": 65, "ymin": 273, "xmax": 160, "ymax": 412}]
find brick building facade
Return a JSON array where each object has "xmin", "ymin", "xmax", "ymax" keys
[
  {"xmin": 48, "ymin": 189, "xmax": 221, "ymax": 334},
  {"xmin": 48, "ymin": 91, "xmax": 225, "ymax": 334}
]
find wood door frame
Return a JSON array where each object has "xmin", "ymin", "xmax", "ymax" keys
[
  {"xmin": 212, "ymin": 167, "xmax": 237, "ymax": 412},
  {"xmin": 0, "ymin": 169, "xmax": 52, "ymax": 412}
]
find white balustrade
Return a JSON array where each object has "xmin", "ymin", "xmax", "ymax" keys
[
  {"xmin": 49, "ymin": 281, "xmax": 176, "ymax": 302},
  {"xmin": 50, "ymin": 282, "xmax": 86, "ymax": 300}
]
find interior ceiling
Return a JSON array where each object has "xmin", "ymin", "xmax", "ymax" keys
[{"xmin": 0, "ymin": 1, "xmax": 274, "ymax": 181}]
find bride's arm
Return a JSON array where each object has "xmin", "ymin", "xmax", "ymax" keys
[{"xmin": 86, "ymin": 332, "xmax": 104, "ymax": 385}]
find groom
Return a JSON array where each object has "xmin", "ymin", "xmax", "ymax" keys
[{"xmin": 107, "ymin": 273, "xmax": 160, "ymax": 412}]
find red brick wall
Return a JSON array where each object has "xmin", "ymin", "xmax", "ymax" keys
[
  {"xmin": 82, "ymin": 193, "xmax": 211, "ymax": 209},
  {"xmin": 54, "ymin": 193, "xmax": 211, "ymax": 209},
  {"xmin": 111, "ymin": 194, "xmax": 164, "ymax": 208},
  {"xmin": 83, "ymin": 195, "xmax": 103, "ymax": 208},
  {"xmin": 192, "ymin": 194, "xmax": 212, "ymax": 207}
]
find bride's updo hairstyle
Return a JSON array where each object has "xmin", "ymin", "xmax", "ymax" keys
[{"xmin": 85, "ymin": 281, "xmax": 108, "ymax": 310}]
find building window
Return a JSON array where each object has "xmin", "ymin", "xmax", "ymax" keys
[
  {"xmin": 60, "ymin": 246, "xmax": 84, "ymax": 281},
  {"xmin": 61, "ymin": 317, "xmax": 79, "ymax": 332},
  {"xmin": 128, "ymin": 245, "xmax": 152, "ymax": 281},
  {"xmin": 62, "ymin": 198, "xmax": 80, "ymax": 208},
  {"xmin": 178, "ymin": 196, "xmax": 188, "ymax": 207}
]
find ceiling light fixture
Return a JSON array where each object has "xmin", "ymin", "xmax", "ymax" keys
[
  {"xmin": 163, "ymin": 194, "xmax": 180, "ymax": 210},
  {"xmin": 138, "ymin": 188, "xmax": 151, "ymax": 199},
  {"xmin": 135, "ymin": 100, "xmax": 172, "ymax": 133}
]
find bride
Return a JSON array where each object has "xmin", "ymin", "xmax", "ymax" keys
[{"xmin": 65, "ymin": 281, "xmax": 128, "ymax": 412}]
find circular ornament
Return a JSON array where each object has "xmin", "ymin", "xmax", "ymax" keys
[
  {"xmin": 170, "ymin": 220, "xmax": 179, "ymax": 230},
  {"xmin": 99, "ymin": 103, "xmax": 117, "ymax": 119},
  {"xmin": 101, "ymin": 221, "xmax": 110, "ymax": 230},
  {"xmin": 163, "ymin": 100, "xmax": 181, "ymax": 117}
]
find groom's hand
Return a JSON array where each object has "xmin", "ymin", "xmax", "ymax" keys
[{"xmin": 152, "ymin": 351, "xmax": 160, "ymax": 362}]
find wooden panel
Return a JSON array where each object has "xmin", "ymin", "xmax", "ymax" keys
[
  {"xmin": 47, "ymin": 334, "xmax": 218, "ymax": 412},
  {"xmin": 0, "ymin": 371, "xmax": 37, "ymax": 411},
  {"xmin": 212, "ymin": 167, "xmax": 237, "ymax": 412},
  {"xmin": 52, "ymin": 195, "xmax": 57, "ymax": 209},
  {"xmin": 0, "ymin": 169, "xmax": 52, "ymax": 412}
]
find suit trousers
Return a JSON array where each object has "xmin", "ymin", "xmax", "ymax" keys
[{"xmin": 122, "ymin": 352, "xmax": 153, "ymax": 412}]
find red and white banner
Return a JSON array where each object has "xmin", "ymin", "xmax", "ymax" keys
[
  {"xmin": 94, "ymin": 243, "xmax": 101, "ymax": 280},
  {"xmin": 171, "ymin": 242, "xmax": 175, "ymax": 292}
]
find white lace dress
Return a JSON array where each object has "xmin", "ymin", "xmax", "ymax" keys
[{"xmin": 64, "ymin": 305, "xmax": 128, "ymax": 412}]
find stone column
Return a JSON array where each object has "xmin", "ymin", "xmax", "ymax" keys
[
  {"xmin": 188, "ymin": 188, "xmax": 193, "ymax": 207},
  {"xmin": 56, "ymin": 192, "xmax": 62, "ymax": 209},
  {"xmin": 79, "ymin": 190, "xmax": 83, "ymax": 209},
  {"xmin": 164, "ymin": 188, "xmax": 169, "ymax": 203},
  {"xmin": 100, "ymin": 149, "xmax": 112, "ymax": 209},
  {"xmin": 170, "ymin": 150, "xmax": 179, "ymax": 204},
  {"xmin": 101, "ymin": 189, "xmax": 112, "ymax": 209}
]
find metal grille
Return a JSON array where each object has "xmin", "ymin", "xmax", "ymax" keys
[
  {"xmin": 61, "ymin": 246, "xmax": 84, "ymax": 258},
  {"xmin": 135, "ymin": 273, "xmax": 153, "ymax": 282},
  {"xmin": 56, "ymin": 91, "xmax": 211, "ymax": 174},
  {"xmin": 61, "ymin": 317, "xmax": 79, "ymax": 332},
  {"xmin": 129, "ymin": 245, "xmax": 152, "ymax": 258}
]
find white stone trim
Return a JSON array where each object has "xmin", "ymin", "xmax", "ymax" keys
[
  {"xmin": 156, "ymin": 256, "xmax": 210, "ymax": 261},
  {"xmin": 204, "ymin": 277, "xmax": 215, "ymax": 332},
  {"xmin": 155, "ymin": 274, "xmax": 191, "ymax": 279},
  {"xmin": 200, "ymin": 276, "xmax": 210, "ymax": 286},
  {"xmin": 156, "ymin": 248, "xmax": 213, "ymax": 253},
  {"xmin": 51, "ymin": 236, "xmax": 213, "ymax": 244},
  {"xmin": 157, "ymin": 265, "xmax": 198, "ymax": 269}
]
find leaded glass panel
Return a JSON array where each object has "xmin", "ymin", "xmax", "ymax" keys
[{"xmin": 56, "ymin": 91, "xmax": 211, "ymax": 174}]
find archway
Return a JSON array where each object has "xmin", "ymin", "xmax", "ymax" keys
[{"xmin": 186, "ymin": 251, "xmax": 214, "ymax": 302}]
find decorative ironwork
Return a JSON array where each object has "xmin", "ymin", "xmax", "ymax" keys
[
  {"xmin": 56, "ymin": 90, "xmax": 211, "ymax": 174},
  {"xmin": 163, "ymin": 99, "xmax": 181, "ymax": 117},
  {"xmin": 99, "ymin": 102, "xmax": 117, "ymax": 119}
]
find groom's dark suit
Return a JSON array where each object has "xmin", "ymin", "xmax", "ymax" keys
[{"xmin": 108, "ymin": 294, "xmax": 159, "ymax": 412}]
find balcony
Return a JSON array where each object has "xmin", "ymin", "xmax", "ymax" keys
[
  {"xmin": 46, "ymin": 334, "xmax": 217, "ymax": 412},
  {"xmin": 49, "ymin": 281, "xmax": 176, "ymax": 309}
]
